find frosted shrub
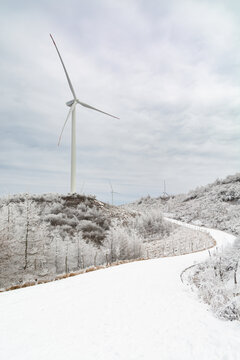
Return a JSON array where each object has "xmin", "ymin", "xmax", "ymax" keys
[
  {"xmin": 44, "ymin": 195, "xmax": 111, "ymax": 244},
  {"xmin": 104, "ymin": 224, "xmax": 143, "ymax": 262},
  {"xmin": 78, "ymin": 220, "xmax": 106, "ymax": 244},
  {"xmin": 187, "ymin": 237, "xmax": 240, "ymax": 321},
  {"xmin": 45, "ymin": 213, "xmax": 77, "ymax": 227},
  {"xmin": 217, "ymin": 298, "xmax": 240, "ymax": 321},
  {"xmin": 131, "ymin": 209, "xmax": 172, "ymax": 239}
]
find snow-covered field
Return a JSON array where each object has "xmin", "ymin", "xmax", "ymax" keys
[{"xmin": 0, "ymin": 222, "xmax": 239, "ymax": 360}]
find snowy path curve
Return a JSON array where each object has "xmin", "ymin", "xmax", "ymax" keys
[{"xmin": 0, "ymin": 221, "xmax": 239, "ymax": 360}]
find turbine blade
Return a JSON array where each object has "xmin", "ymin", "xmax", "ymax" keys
[
  {"xmin": 50, "ymin": 34, "xmax": 77, "ymax": 100},
  {"xmin": 58, "ymin": 102, "xmax": 76, "ymax": 146},
  {"xmin": 77, "ymin": 100, "xmax": 119, "ymax": 119}
]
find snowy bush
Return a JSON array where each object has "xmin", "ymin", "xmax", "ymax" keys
[
  {"xmin": 104, "ymin": 223, "xmax": 143, "ymax": 262},
  {"xmin": 131, "ymin": 209, "xmax": 172, "ymax": 238},
  {"xmin": 79, "ymin": 220, "xmax": 106, "ymax": 244},
  {"xmin": 186, "ymin": 238, "xmax": 240, "ymax": 321}
]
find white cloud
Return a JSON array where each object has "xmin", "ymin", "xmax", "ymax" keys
[{"xmin": 0, "ymin": 0, "xmax": 239, "ymax": 203}]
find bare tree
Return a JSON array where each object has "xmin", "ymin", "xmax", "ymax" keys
[
  {"xmin": 24, "ymin": 196, "xmax": 30, "ymax": 270},
  {"xmin": 234, "ymin": 260, "xmax": 239, "ymax": 285}
]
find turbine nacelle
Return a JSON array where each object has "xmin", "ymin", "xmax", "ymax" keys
[{"xmin": 66, "ymin": 99, "xmax": 75, "ymax": 107}]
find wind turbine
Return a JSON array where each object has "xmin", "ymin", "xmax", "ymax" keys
[
  {"xmin": 161, "ymin": 179, "xmax": 169, "ymax": 199},
  {"xmin": 50, "ymin": 34, "xmax": 119, "ymax": 193},
  {"xmin": 109, "ymin": 181, "xmax": 120, "ymax": 205}
]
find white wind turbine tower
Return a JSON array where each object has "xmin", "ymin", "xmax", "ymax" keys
[
  {"xmin": 50, "ymin": 34, "xmax": 119, "ymax": 193},
  {"xmin": 109, "ymin": 181, "xmax": 120, "ymax": 205},
  {"xmin": 161, "ymin": 179, "xmax": 169, "ymax": 199}
]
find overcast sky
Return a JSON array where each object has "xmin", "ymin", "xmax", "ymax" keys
[{"xmin": 0, "ymin": 0, "xmax": 239, "ymax": 204}]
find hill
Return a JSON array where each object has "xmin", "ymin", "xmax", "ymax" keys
[
  {"xmin": 126, "ymin": 173, "xmax": 240, "ymax": 236},
  {"xmin": 0, "ymin": 193, "xmax": 175, "ymax": 290}
]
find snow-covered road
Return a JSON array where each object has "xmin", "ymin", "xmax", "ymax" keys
[{"xmin": 0, "ymin": 222, "xmax": 239, "ymax": 360}]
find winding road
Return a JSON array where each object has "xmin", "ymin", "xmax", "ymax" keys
[{"xmin": 0, "ymin": 221, "xmax": 239, "ymax": 360}]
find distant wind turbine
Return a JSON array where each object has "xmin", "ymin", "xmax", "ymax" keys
[
  {"xmin": 50, "ymin": 34, "xmax": 119, "ymax": 193},
  {"xmin": 161, "ymin": 179, "xmax": 169, "ymax": 199},
  {"xmin": 109, "ymin": 181, "xmax": 120, "ymax": 205}
]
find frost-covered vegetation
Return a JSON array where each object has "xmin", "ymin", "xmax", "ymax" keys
[
  {"xmin": 168, "ymin": 174, "xmax": 240, "ymax": 236},
  {"xmin": 144, "ymin": 225, "xmax": 214, "ymax": 259},
  {"xmin": 0, "ymin": 183, "xmax": 222, "ymax": 293},
  {"xmin": 184, "ymin": 238, "xmax": 240, "ymax": 321},
  {"xmin": 0, "ymin": 193, "xmax": 176, "ymax": 290},
  {"xmin": 0, "ymin": 193, "xmax": 111, "ymax": 289},
  {"xmin": 126, "ymin": 173, "xmax": 240, "ymax": 236}
]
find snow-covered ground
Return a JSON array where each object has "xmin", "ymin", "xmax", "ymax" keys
[{"xmin": 0, "ymin": 222, "xmax": 239, "ymax": 360}]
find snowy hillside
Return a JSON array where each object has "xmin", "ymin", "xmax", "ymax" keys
[
  {"xmin": 126, "ymin": 173, "xmax": 240, "ymax": 236},
  {"xmin": 169, "ymin": 173, "xmax": 240, "ymax": 235},
  {"xmin": 125, "ymin": 174, "xmax": 240, "ymax": 321},
  {"xmin": 0, "ymin": 193, "xmax": 115, "ymax": 290},
  {"xmin": 0, "ymin": 193, "xmax": 179, "ymax": 290}
]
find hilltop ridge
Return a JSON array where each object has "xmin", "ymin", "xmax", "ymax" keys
[{"xmin": 125, "ymin": 173, "xmax": 240, "ymax": 235}]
